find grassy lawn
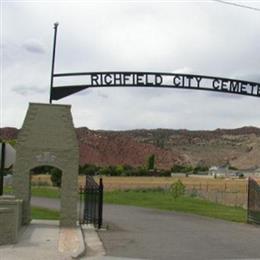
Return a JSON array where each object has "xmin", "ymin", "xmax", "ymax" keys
[
  {"xmin": 31, "ymin": 207, "xmax": 59, "ymax": 220},
  {"xmin": 5, "ymin": 187, "xmax": 60, "ymax": 220},
  {"xmin": 104, "ymin": 190, "xmax": 247, "ymax": 223},
  {"xmin": 4, "ymin": 186, "xmax": 247, "ymax": 223},
  {"xmin": 4, "ymin": 186, "xmax": 60, "ymax": 199},
  {"xmin": 31, "ymin": 186, "xmax": 60, "ymax": 198}
]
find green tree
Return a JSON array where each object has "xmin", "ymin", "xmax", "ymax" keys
[
  {"xmin": 79, "ymin": 164, "xmax": 99, "ymax": 176},
  {"xmin": 31, "ymin": 165, "xmax": 53, "ymax": 175},
  {"xmin": 147, "ymin": 154, "xmax": 155, "ymax": 170},
  {"xmin": 193, "ymin": 166, "xmax": 209, "ymax": 174},
  {"xmin": 122, "ymin": 164, "xmax": 134, "ymax": 176},
  {"xmin": 99, "ymin": 166, "xmax": 115, "ymax": 176},
  {"xmin": 228, "ymin": 165, "xmax": 238, "ymax": 170},
  {"xmin": 50, "ymin": 168, "xmax": 62, "ymax": 187},
  {"xmin": 136, "ymin": 166, "xmax": 148, "ymax": 176},
  {"xmin": 171, "ymin": 164, "xmax": 193, "ymax": 173}
]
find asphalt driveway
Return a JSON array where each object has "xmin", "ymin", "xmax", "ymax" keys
[
  {"xmin": 99, "ymin": 204, "xmax": 260, "ymax": 260},
  {"xmin": 31, "ymin": 197, "xmax": 260, "ymax": 260}
]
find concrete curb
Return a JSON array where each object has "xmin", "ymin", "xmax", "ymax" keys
[
  {"xmin": 71, "ymin": 225, "xmax": 86, "ymax": 259},
  {"xmin": 58, "ymin": 225, "xmax": 86, "ymax": 259},
  {"xmin": 82, "ymin": 224, "xmax": 106, "ymax": 257}
]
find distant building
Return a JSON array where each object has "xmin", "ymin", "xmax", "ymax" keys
[{"xmin": 209, "ymin": 165, "xmax": 229, "ymax": 177}]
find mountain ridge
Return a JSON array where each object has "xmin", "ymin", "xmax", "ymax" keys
[{"xmin": 1, "ymin": 126, "xmax": 260, "ymax": 169}]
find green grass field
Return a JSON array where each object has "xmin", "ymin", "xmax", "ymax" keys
[
  {"xmin": 4, "ymin": 186, "xmax": 60, "ymax": 199},
  {"xmin": 31, "ymin": 207, "xmax": 59, "ymax": 220},
  {"xmin": 4, "ymin": 186, "xmax": 247, "ymax": 222},
  {"xmin": 30, "ymin": 186, "xmax": 60, "ymax": 198},
  {"xmin": 4, "ymin": 187, "xmax": 60, "ymax": 220},
  {"xmin": 104, "ymin": 190, "xmax": 247, "ymax": 223}
]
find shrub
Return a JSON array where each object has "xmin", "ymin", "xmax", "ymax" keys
[
  {"xmin": 115, "ymin": 165, "xmax": 124, "ymax": 176},
  {"xmin": 136, "ymin": 167, "xmax": 148, "ymax": 176},
  {"xmin": 193, "ymin": 165, "xmax": 209, "ymax": 174},
  {"xmin": 98, "ymin": 166, "xmax": 110, "ymax": 176},
  {"xmin": 171, "ymin": 164, "xmax": 193, "ymax": 173},
  {"xmin": 79, "ymin": 164, "xmax": 100, "ymax": 176},
  {"xmin": 79, "ymin": 163, "xmax": 172, "ymax": 177},
  {"xmin": 169, "ymin": 179, "xmax": 186, "ymax": 199},
  {"xmin": 31, "ymin": 165, "xmax": 54, "ymax": 175},
  {"xmin": 238, "ymin": 173, "xmax": 244, "ymax": 179}
]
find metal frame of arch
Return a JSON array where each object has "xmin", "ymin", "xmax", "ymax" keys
[{"xmin": 49, "ymin": 24, "xmax": 260, "ymax": 103}]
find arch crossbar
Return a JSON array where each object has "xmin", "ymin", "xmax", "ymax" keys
[{"xmin": 51, "ymin": 71, "xmax": 260, "ymax": 101}]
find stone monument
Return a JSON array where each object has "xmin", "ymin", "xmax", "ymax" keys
[{"xmin": 13, "ymin": 103, "xmax": 79, "ymax": 227}]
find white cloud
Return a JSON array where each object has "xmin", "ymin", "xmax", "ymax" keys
[
  {"xmin": 12, "ymin": 85, "xmax": 47, "ymax": 96},
  {"xmin": 2, "ymin": 1, "xmax": 260, "ymax": 130},
  {"xmin": 22, "ymin": 39, "xmax": 45, "ymax": 54}
]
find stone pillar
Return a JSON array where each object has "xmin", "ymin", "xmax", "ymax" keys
[{"xmin": 13, "ymin": 103, "xmax": 79, "ymax": 226}]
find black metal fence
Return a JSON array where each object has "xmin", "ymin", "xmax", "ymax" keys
[
  {"xmin": 247, "ymin": 177, "xmax": 260, "ymax": 225},
  {"xmin": 79, "ymin": 176, "xmax": 103, "ymax": 228}
]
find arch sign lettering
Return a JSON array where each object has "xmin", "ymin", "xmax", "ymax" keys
[
  {"xmin": 51, "ymin": 71, "xmax": 260, "ymax": 101},
  {"xmin": 49, "ymin": 24, "xmax": 260, "ymax": 103}
]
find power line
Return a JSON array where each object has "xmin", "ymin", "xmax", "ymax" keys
[{"xmin": 213, "ymin": 0, "xmax": 260, "ymax": 12}]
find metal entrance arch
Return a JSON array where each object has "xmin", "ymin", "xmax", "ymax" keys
[
  {"xmin": 48, "ymin": 24, "xmax": 260, "ymax": 226},
  {"xmin": 50, "ymin": 71, "xmax": 260, "ymax": 102},
  {"xmin": 49, "ymin": 24, "xmax": 260, "ymax": 103}
]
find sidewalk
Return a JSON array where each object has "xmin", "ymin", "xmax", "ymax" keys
[
  {"xmin": 0, "ymin": 220, "xmax": 85, "ymax": 260},
  {"xmin": 0, "ymin": 220, "xmax": 143, "ymax": 260}
]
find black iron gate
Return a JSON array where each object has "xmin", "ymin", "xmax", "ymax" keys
[
  {"xmin": 80, "ymin": 176, "xmax": 103, "ymax": 228},
  {"xmin": 247, "ymin": 177, "xmax": 260, "ymax": 225}
]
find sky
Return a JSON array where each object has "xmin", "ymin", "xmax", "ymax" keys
[{"xmin": 1, "ymin": 0, "xmax": 260, "ymax": 130}]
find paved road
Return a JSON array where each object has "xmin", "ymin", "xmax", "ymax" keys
[
  {"xmin": 31, "ymin": 197, "xmax": 260, "ymax": 260},
  {"xmin": 32, "ymin": 197, "xmax": 60, "ymax": 210},
  {"xmin": 31, "ymin": 197, "xmax": 83, "ymax": 216},
  {"xmin": 99, "ymin": 204, "xmax": 260, "ymax": 260}
]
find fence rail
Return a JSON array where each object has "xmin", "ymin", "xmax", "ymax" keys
[
  {"xmin": 79, "ymin": 176, "xmax": 103, "ymax": 228},
  {"xmin": 247, "ymin": 177, "xmax": 260, "ymax": 225},
  {"xmin": 185, "ymin": 188, "xmax": 247, "ymax": 209}
]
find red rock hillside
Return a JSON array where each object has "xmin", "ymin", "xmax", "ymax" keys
[
  {"xmin": 1, "ymin": 126, "xmax": 260, "ymax": 169},
  {"xmin": 76, "ymin": 128, "xmax": 186, "ymax": 169}
]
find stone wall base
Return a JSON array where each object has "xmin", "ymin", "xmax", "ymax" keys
[{"xmin": 0, "ymin": 196, "xmax": 23, "ymax": 245}]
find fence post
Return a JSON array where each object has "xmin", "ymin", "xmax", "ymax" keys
[
  {"xmin": 0, "ymin": 142, "xmax": 5, "ymax": 196},
  {"xmin": 98, "ymin": 178, "xmax": 103, "ymax": 229},
  {"xmin": 90, "ymin": 186, "xmax": 94, "ymax": 225},
  {"xmin": 79, "ymin": 185, "xmax": 83, "ymax": 224},
  {"xmin": 247, "ymin": 177, "xmax": 250, "ymax": 223}
]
